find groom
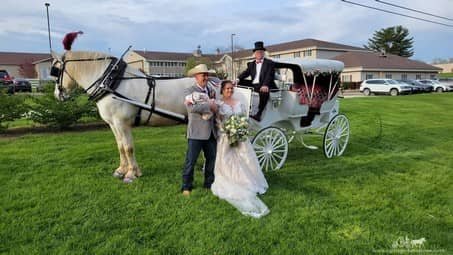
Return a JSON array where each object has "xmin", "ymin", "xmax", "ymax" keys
[{"xmin": 181, "ymin": 64, "xmax": 218, "ymax": 196}]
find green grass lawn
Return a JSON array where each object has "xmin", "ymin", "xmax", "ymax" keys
[
  {"xmin": 1, "ymin": 94, "xmax": 452, "ymax": 254},
  {"xmin": 439, "ymin": 73, "xmax": 453, "ymax": 78}
]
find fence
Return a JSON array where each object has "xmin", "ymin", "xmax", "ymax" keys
[{"xmin": 341, "ymin": 81, "xmax": 361, "ymax": 90}]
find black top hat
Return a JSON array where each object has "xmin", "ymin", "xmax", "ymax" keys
[{"xmin": 253, "ymin": 41, "xmax": 266, "ymax": 52}]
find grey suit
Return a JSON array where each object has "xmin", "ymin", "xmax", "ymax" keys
[
  {"xmin": 185, "ymin": 85, "xmax": 217, "ymax": 140},
  {"xmin": 181, "ymin": 83, "xmax": 217, "ymax": 191}
]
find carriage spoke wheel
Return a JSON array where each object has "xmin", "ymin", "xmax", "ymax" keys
[
  {"xmin": 323, "ymin": 114, "xmax": 350, "ymax": 158},
  {"xmin": 252, "ymin": 127, "xmax": 288, "ymax": 172}
]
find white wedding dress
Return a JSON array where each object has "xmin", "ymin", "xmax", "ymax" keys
[{"xmin": 211, "ymin": 101, "xmax": 270, "ymax": 218}]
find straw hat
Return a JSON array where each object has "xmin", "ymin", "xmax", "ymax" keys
[
  {"xmin": 208, "ymin": 69, "xmax": 217, "ymax": 76},
  {"xmin": 187, "ymin": 64, "xmax": 209, "ymax": 76}
]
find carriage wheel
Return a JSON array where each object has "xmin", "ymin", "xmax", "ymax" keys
[
  {"xmin": 323, "ymin": 114, "xmax": 350, "ymax": 158},
  {"xmin": 252, "ymin": 127, "xmax": 288, "ymax": 172}
]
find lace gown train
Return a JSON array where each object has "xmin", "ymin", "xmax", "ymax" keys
[{"xmin": 211, "ymin": 101, "xmax": 269, "ymax": 218}]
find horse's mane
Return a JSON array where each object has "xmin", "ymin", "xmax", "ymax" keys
[{"xmin": 64, "ymin": 51, "xmax": 112, "ymax": 60}]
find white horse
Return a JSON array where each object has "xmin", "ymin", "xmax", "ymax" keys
[{"xmin": 51, "ymin": 50, "xmax": 215, "ymax": 182}]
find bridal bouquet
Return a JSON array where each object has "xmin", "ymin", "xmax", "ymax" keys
[{"xmin": 222, "ymin": 115, "xmax": 249, "ymax": 146}]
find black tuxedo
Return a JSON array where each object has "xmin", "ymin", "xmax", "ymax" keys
[
  {"xmin": 238, "ymin": 58, "xmax": 277, "ymax": 90},
  {"xmin": 237, "ymin": 58, "xmax": 276, "ymax": 120}
]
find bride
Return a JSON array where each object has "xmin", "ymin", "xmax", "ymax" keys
[{"xmin": 211, "ymin": 80, "xmax": 270, "ymax": 218}]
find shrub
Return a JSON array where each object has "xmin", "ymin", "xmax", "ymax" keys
[
  {"xmin": 27, "ymin": 88, "xmax": 99, "ymax": 130},
  {"xmin": 38, "ymin": 80, "xmax": 57, "ymax": 93},
  {"xmin": 0, "ymin": 92, "xmax": 29, "ymax": 130}
]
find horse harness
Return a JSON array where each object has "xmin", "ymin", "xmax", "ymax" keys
[{"xmin": 50, "ymin": 55, "xmax": 156, "ymax": 126}]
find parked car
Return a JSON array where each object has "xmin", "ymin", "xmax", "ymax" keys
[
  {"xmin": 360, "ymin": 79, "xmax": 412, "ymax": 96},
  {"xmin": 11, "ymin": 79, "xmax": 32, "ymax": 92},
  {"xmin": 400, "ymin": 80, "xmax": 433, "ymax": 93},
  {"xmin": 0, "ymin": 69, "xmax": 13, "ymax": 85},
  {"xmin": 397, "ymin": 80, "xmax": 423, "ymax": 94},
  {"xmin": 438, "ymin": 77, "xmax": 453, "ymax": 84},
  {"xmin": 418, "ymin": 79, "xmax": 453, "ymax": 93}
]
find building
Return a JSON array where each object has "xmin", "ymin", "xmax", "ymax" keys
[
  {"xmin": 211, "ymin": 38, "xmax": 441, "ymax": 86},
  {"xmin": 333, "ymin": 51, "xmax": 442, "ymax": 83},
  {"xmin": 125, "ymin": 47, "xmax": 223, "ymax": 78},
  {"xmin": 33, "ymin": 58, "xmax": 53, "ymax": 81},
  {"xmin": 0, "ymin": 52, "xmax": 50, "ymax": 79},
  {"xmin": 1, "ymin": 38, "xmax": 440, "ymax": 85},
  {"xmin": 126, "ymin": 50, "xmax": 191, "ymax": 77},
  {"xmin": 223, "ymin": 38, "xmax": 370, "ymax": 78},
  {"xmin": 433, "ymin": 63, "xmax": 453, "ymax": 74}
]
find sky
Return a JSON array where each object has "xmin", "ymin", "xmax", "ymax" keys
[{"xmin": 0, "ymin": 0, "xmax": 452, "ymax": 63}]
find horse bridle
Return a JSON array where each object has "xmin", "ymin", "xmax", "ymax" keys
[{"xmin": 50, "ymin": 55, "xmax": 116, "ymax": 98}]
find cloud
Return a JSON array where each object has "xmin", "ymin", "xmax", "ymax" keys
[{"xmin": 0, "ymin": 0, "xmax": 451, "ymax": 61}]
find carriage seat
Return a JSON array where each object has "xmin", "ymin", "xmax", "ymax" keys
[{"xmin": 290, "ymin": 83, "xmax": 330, "ymax": 127}]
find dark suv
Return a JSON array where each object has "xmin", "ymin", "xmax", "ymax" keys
[{"xmin": 11, "ymin": 79, "xmax": 32, "ymax": 92}]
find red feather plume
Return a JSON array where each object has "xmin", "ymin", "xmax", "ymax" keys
[{"xmin": 62, "ymin": 31, "xmax": 83, "ymax": 51}]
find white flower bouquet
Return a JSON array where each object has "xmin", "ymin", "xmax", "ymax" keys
[{"xmin": 221, "ymin": 114, "xmax": 249, "ymax": 146}]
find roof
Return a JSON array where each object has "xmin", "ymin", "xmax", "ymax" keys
[
  {"xmin": 333, "ymin": 51, "xmax": 442, "ymax": 71},
  {"xmin": 132, "ymin": 38, "xmax": 367, "ymax": 62},
  {"xmin": 32, "ymin": 57, "xmax": 53, "ymax": 64},
  {"xmin": 273, "ymin": 58, "xmax": 344, "ymax": 73},
  {"xmin": 134, "ymin": 50, "xmax": 223, "ymax": 62},
  {"xmin": 0, "ymin": 52, "xmax": 51, "ymax": 65},
  {"xmin": 231, "ymin": 38, "xmax": 368, "ymax": 59}
]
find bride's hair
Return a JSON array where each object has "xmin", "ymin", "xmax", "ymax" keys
[{"xmin": 221, "ymin": 80, "xmax": 233, "ymax": 95}]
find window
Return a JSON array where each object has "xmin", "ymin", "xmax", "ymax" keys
[
  {"xmin": 367, "ymin": 80, "xmax": 386, "ymax": 85},
  {"xmin": 272, "ymin": 54, "xmax": 280, "ymax": 58},
  {"xmin": 416, "ymin": 74, "xmax": 421, "ymax": 80},
  {"xmin": 342, "ymin": 75, "xmax": 352, "ymax": 82},
  {"xmin": 303, "ymin": 50, "xmax": 312, "ymax": 57},
  {"xmin": 385, "ymin": 73, "xmax": 392, "ymax": 79},
  {"xmin": 430, "ymin": 74, "xmax": 436, "ymax": 79},
  {"xmin": 401, "ymin": 74, "xmax": 407, "ymax": 80},
  {"xmin": 294, "ymin": 52, "xmax": 300, "ymax": 58},
  {"xmin": 366, "ymin": 74, "xmax": 373, "ymax": 80}
]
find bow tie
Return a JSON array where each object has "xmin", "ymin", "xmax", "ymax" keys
[{"xmin": 256, "ymin": 60, "xmax": 262, "ymax": 64}]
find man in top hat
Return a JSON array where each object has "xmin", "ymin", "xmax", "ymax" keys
[
  {"xmin": 181, "ymin": 64, "xmax": 217, "ymax": 196},
  {"xmin": 237, "ymin": 41, "xmax": 277, "ymax": 121}
]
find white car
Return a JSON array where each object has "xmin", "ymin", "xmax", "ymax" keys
[
  {"xmin": 360, "ymin": 79, "xmax": 412, "ymax": 96},
  {"xmin": 418, "ymin": 79, "xmax": 453, "ymax": 93}
]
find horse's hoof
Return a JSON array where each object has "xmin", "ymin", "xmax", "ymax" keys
[
  {"xmin": 123, "ymin": 177, "xmax": 134, "ymax": 183},
  {"xmin": 113, "ymin": 171, "xmax": 124, "ymax": 179}
]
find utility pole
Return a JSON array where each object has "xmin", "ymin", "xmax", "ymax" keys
[
  {"xmin": 231, "ymin": 33, "xmax": 236, "ymax": 79},
  {"xmin": 45, "ymin": 3, "xmax": 52, "ymax": 52}
]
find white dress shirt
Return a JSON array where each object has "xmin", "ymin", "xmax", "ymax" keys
[{"xmin": 252, "ymin": 61, "xmax": 263, "ymax": 84}]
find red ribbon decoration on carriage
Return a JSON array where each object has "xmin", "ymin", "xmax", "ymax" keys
[{"xmin": 62, "ymin": 31, "xmax": 84, "ymax": 51}]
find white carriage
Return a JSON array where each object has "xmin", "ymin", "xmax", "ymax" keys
[{"xmin": 233, "ymin": 58, "xmax": 350, "ymax": 172}]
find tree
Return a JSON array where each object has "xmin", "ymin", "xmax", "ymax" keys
[
  {"xmin": 184, "ymin": 56, "xmax": 213, "ymax": 76},
  {"xmin": 365, "ymin": 25, "xmax": 414, "ymax": 57}
]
